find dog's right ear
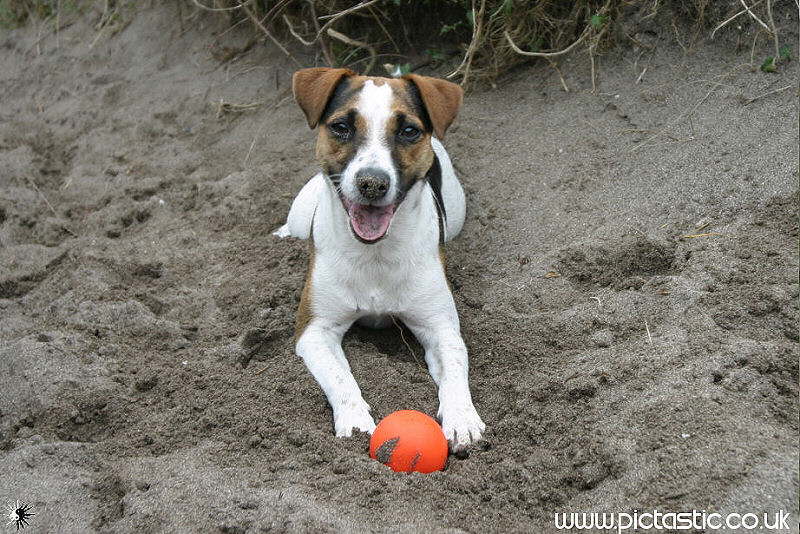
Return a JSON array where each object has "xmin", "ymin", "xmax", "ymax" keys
[{"xmin": 292, "ymin": 68, "xmax": 354, "ymax": 129}]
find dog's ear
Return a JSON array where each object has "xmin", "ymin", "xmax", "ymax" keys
[
  {"xmin": 292, "ymin": 68, "xmax": 354, "ymax": 129},
  {"xmin": 403, "ymin": 74, "xmax": 463, "ymax": 139}
]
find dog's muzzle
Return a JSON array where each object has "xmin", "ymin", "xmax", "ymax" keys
[{"xmin": 340, "ymin": 167, "xmax": 398, "ymax": 244}]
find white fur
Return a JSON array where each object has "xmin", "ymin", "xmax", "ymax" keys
[
  {"xmin": 273, "ymin": 89, "xmax": 483, "ymax": 450},
  {"xmin": 273, "ymin": 172, "xmax": 325, "ymax": 239},
  {"xmin": 431, "ymin": 137, "xmax": 465, "ymax": 241}
]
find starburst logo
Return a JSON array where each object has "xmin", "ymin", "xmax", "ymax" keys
[{"xmin": 5, "ymin": 501, "xmax": 34, "ymax": 530}]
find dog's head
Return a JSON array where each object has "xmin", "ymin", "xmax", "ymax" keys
[{"xmin": 292, "ymin": 68, "xmax": 462, "ymax": 244}]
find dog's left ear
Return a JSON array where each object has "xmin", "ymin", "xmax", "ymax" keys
[
  {"xmin": 403, "ymin": 74, "xmax": 463, "ymax": 139},
  {"xmin": 293, "ymin": 67, "xmax": 355, "ymax": 129}
]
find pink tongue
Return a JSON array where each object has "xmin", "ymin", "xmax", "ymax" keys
[{"xmin": 348, "ymin": 203, "xmax": 395, "ymax": 241}]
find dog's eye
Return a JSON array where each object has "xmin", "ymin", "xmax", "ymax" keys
[
  {"xmin": 329, "ymin": 121, "xmax": 352, "ymax": 139},
  {"xmin": 397, "ymin": 125, "xmax": 421, "ymax": 143}
]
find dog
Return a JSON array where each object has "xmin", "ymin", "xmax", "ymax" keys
[{"xmin": 273, "ymin": 68, "xmax": 485, "ymax": 450}]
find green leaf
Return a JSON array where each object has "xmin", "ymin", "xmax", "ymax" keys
[
  {"xmin": 590, "ymin": 14, "xmax": 607, "ymax": 30},
  {"xmin": 398, "ymin": 63, "xmax": 411, "ymax": 75},
  {"xmin": 779, "ymin": 45, "xmax": 791, "ymax": 61},
  {"xmin": 466, "ymin": 9, "xmax": 475, "ymax": 27},
  {"xmin": 760, "ymin": 56, "xmax": 777, "ymax": 72},
  {"xmin": 502, "ymin": 0, "xmax": 514, "ymax": 15}
]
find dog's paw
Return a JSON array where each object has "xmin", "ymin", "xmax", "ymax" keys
[
  {"xmin": 272, "ymin": 224, "xmax": 290, "ymax": 238},
  {"xmin": 272, "ymin": 224, "xmax": 291, "ymax": 238},
  {"xmin": 334, "ymin": 403, "xmax": 376, "ymax": 437},
  {"xmin": 439, "ymin": 403, "xmax": 485, "ymax": 451}
]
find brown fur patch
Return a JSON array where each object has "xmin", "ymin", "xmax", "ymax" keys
[
  {"xmin": 387, "ymin": 81, "xmax": 435, "ymax": 184},
  {"xmin": 294, "ymin": 246, "xmax": 315, "ymax": 341},
  {"xmin": 314, "ymin": 81, "xmax": 365, "ymax": 176},
  {"xmin": 394, "ymin": 127, "xmax": 434, "ymax": 182},
  {"xmin": 293, "ymin": 68, "xmax": 355, "ymax": 129},
  {"xmin": 402, "ymin": 74, "xmax": 463, "ymax": 139}
]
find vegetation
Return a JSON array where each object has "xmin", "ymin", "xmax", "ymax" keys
[{"xmin": 2, "ymin": 0, "xmax": 794, "ymax": 84}]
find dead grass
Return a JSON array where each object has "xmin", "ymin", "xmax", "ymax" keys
[
  {"xmin": 192, "ymin": 0, "xmax": 795, "ymax": 86},
  {"xmin": 6, "ymin": 0, "xmax": 795, "ymax": 86}
]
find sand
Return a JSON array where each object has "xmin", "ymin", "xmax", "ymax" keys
[{"xmin": 0, "ymin": 3, "xmax": 797, "ymax": 533}]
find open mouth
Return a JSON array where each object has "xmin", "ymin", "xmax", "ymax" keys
[{"xmin": 340, "ymin": 196, "xmax": 397, "ymax": 243}]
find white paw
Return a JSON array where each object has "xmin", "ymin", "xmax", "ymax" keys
[
  {"xmin": 334, "ymin": 402, "xmax": 376, "ymax": 437},
  {"xmin": 272, "ymin": 224, "xmax": 290, "ymax": 238},
  {"xmin": 439, "ymin": 403, "xmax": 485, "ymax": 450}
]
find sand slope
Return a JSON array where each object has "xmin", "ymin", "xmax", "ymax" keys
[{"xmin": 0, "ymin": 4, "xmax": 797, "ymax": 533}]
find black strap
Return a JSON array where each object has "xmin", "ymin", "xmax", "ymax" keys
[{"xmin": 425, "ymin": 155, "xmax": 447, "ymax": 244}]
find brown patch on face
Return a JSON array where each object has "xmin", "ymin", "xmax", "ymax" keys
[
  {"xmin": 314, "ymin": 78, "xmax": 365, "ymax": 178},
  {"xmin": 385, "ymin": 78, "xmax": 436, "ymax": 191},
  {"xmin": 294, "ymin": 246, "xmax": 315, "ymax": 342}
]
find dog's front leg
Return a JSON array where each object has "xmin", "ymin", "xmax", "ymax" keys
[
  {"xmin": 404, "ymin": 311, "xmax": 485, "ymax": 450},
  {"xmin": 296, "ymin": 319, "xmax": 376, "ymax": 437}
]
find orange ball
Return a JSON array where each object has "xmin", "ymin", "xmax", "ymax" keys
[{"xmin": 369, "ymin": 410, "xmax": 448, "ymax": 473}]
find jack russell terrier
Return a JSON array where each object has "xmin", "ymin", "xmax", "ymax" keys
[{"xmin": 273, "ymin": 68, "xmax": 485, "ymax": 450}]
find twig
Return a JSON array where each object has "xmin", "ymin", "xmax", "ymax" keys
[
  {"xmin": 259, "ymin": 0, "xmax": 294, "ymax": 26},
  {"xmin": 750, "ymin": 30, "xmax": 760, "ymax": 66},
  {"xmin": 645, "ymin": 320, "xmax": 652, "ymax": 344},
  {"xmin": 314, "ymin": 0, "xmax": 381, "ymax": 40},
  {"xmin": 765, "ymin": 0, "xmax": 780, "ymax": 62},
  {"xmin": 589, "ymin": 43, "xmax": 597, "ymax": 93},
  {"xmin": 390, "ymin": 315, "xmax": 424, "ymax": 371},
  {"xmin": 681, "ymin": 232, "xmax": 722, "ymax": 238},
  {"xmin": 326, "ymin": 28, "xmax": 377, "ymax": 75},
  {"xmin": 26, "ymin": 176, "xmax": 57, "ymax": 216},
  {"xmin": 743, "ymin": 84, "xmax": 792, "ymax": 105},
  {"xmin": 282, "ymin": 14, "xmax": 315, "ymax": 46},
  {"xmin": 308, "ymin": 0, "xmax": 334, "ymax": 66},
  {"xmin": 191, "ymin": 0, "xmax": 253, "ymax": 12},
  {"xmin": 89, "ymin": 2, "xmax": 118, "ymax": 50},
  {"xmin": 240, "ymin": 3, "xmax": 296, "ymax": 63},
  {"xmin": 505, "ymin": 26, "xmax": 592, "ymax": 58},
  {"xmin": 739, "ymin": 0, "xmax": 772, "ymax": 32},
  {"xmin": 214, "ymin": 98, "xmax": 262, "ymax": 118},
  {"xmin": 446, "ymin": 0, "xmax": 486, "ymax": 85},
  {"xmin": 244, "ymin": 118, "xmax": 269, "ymax": 167},
  {"xmin": 636, "ymin": 66, "xmax": 648, "ymax": 84},
  {"xmin": 368, "ymin": 5, "xmax": 400, "ymax": 54},
  {"xmin": 26, "ymin": 176, "xmax": 77, "ymax": 237},
  {"xmin": 548, "ymin": 59, "xmax": 570, "ymax": 92},
  {"xmin": 711, "ymin": 0, "xmax": 765, "ymax": 39},
  {"xmin": 672, "ymin": 18, "xmax": 688, "ymax": 53}
]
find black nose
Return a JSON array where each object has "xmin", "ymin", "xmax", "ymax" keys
[{"xmin": 355, "ymin": 168, "xmax": 390, "ymax": 201}]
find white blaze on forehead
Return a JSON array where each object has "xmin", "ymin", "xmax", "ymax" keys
[
  {"xmin": 340, "ymin": 79, "xmax": 399, "ymax": 204},
  {"xmin": 357, "ymin": 79, "xmax": 394, "ymax": 147}
]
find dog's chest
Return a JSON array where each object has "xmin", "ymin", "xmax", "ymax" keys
[{"xmin": 313, "ymin": 244, "xmax": 440, "ymax": 319}]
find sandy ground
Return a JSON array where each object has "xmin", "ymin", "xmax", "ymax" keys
[{"xmin": 0, "ymin": 3, "xmax": 798, "ymax": 533}]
